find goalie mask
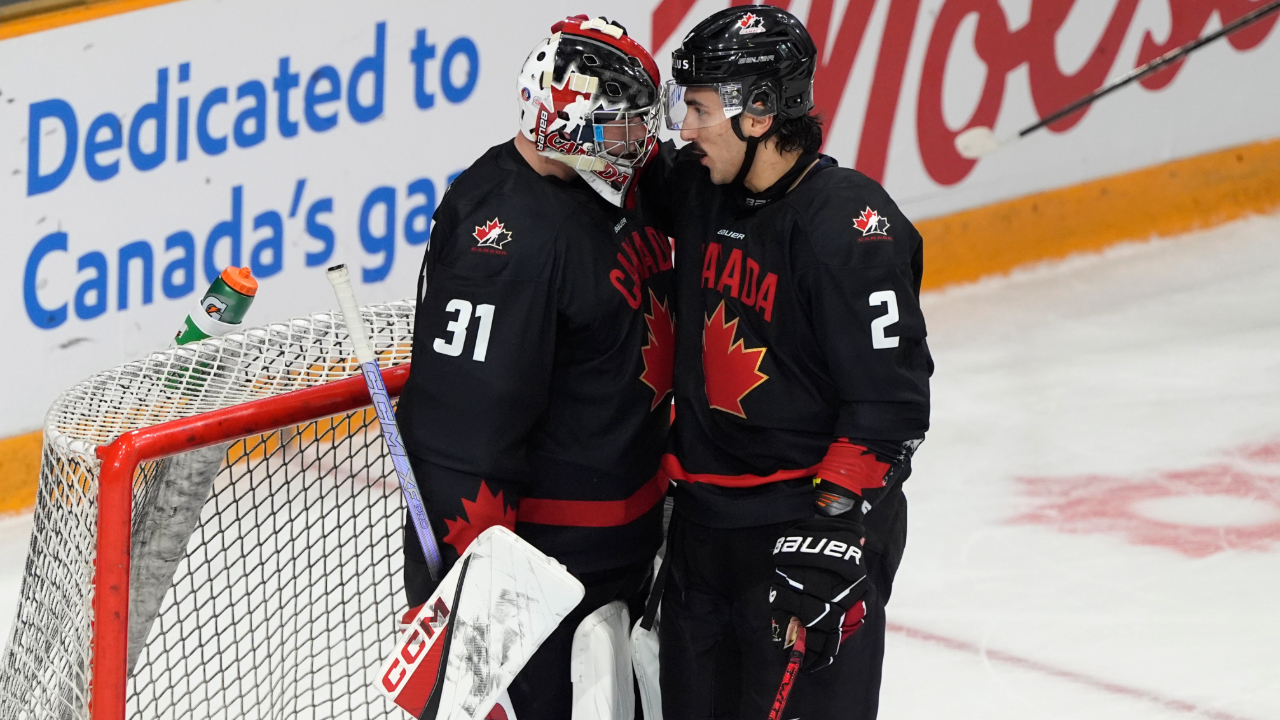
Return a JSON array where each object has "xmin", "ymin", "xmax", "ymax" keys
[{"xmin": 518, "ymin": 16, "xmax": 662, "ymax": 207}]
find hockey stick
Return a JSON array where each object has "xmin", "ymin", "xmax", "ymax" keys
[
  {"xmin": 327, "ymin": 264, "xmax": 443, "ymax": 581},
  {"xmin": 766, "ymin": 617, "xmax": 806, "ymax": 720},
  {"xmin": 956, "ymin": 0, "xmax": 1280, "ymax": 159}
]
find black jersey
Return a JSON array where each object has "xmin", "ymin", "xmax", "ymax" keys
[
  {"xmin": 396, "ymin": 140, "xmax": 675, "ymax": 576},
  {"xmin": 641, "ymin": 142, "xmax": 932, "ymax": 529}
]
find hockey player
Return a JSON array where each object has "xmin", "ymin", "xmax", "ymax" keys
[
  {"xmin": 394, "ymin": 16, "xmax": 673, "ymax": 719},
  {"xmin": 641, "ymin": 6, "xmax": 932, "ymax": 718}
]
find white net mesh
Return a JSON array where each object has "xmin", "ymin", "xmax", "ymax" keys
[{"xmin": 0, "ymin": 301, "xmax": 417, "ymax": 720}]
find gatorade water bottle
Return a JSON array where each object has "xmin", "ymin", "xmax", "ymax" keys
[{"xmin": 174, "ymin": 267, "xmax": 258, "ymax": 346}]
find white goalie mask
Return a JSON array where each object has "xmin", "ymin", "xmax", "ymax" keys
[{"xmin": 517, "ymin": 16, "xmax": 662, "ymax": 207}]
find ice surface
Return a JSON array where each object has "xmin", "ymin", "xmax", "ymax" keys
[
  {"xmin": 885, "ymin": 210, "xmax": 1280, "ymax": 719},
  {"xmin": 1, "ymin": 211, "xmax": 1278, "ymax": 718}
]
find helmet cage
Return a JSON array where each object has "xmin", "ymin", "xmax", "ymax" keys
[{"xmin": 590, "ymin": 107, "xmax": 662, "ymax": 166}]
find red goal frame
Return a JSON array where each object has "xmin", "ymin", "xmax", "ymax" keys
[{"xmin": 90, "ymin": 363, "xmax": 411, "ymax": 720}]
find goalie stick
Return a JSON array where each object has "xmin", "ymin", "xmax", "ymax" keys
[
  {"xmin": 327, "ymin": 264, "xmax": 443, "ymax": 581},
  {"xmin": 956, "ymin": 0, "xmax": 1280, "ymax": 159},
  {"xmin": 329, "ymin": 267, "xmax": 588, "ymax": 719}
]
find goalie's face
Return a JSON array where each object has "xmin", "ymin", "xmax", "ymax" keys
[{"xmin": 593, "ymin": 109, "xmax": 658, "ymax": 162}]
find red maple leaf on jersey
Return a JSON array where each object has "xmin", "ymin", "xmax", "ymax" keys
[
  {"xmin": 473, "ymin": 218, "xmax": 513, "ymax": 249},
  {"xmin": 474, "ymin": 218, "xmax": 501, "ymax": 241},
  {"xmin": 443, "ymin": 480, "xmax": 517, "ymax": 556},
  {"xmin": 640, "ymin": 290, "xmax": 675, "ymax": 410},
  {"xmin": 853, "ymin": 206, "xmax": 889, "ymax": 236},
  {"xmin": 702, "ymin": 301, "xmax": 768, "ymax": 418}
]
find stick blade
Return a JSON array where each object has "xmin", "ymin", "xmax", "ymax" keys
[{"xmin": 955, "ymin": 126, "xmax": 999, "ymax": 159}]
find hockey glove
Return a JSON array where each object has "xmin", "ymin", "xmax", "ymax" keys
[{"xmin": 769, "ymin": 517, "xmax": 869, "ymax": 671}]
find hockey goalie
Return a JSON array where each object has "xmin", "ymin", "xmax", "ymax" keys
[{"xmin": 380, "ymin": 15, "xmax": 672, "ymax": 720}]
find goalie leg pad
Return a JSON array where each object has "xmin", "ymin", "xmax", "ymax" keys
[
  {"xmin": 505, "ymin": 560, "xmax": 650, "ymax": 719},
  {"xmin": 376, "ymin": 525, "xmax": 585, "ymax": 720},
  {"xmin": 570, "ymin": 600, "xmax": 634, "ymax": 720},
  {"xmin": 630, "ymin": 612, "xmax": 661, "ymax": 720}
]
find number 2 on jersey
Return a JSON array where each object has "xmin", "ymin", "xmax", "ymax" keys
[
  {"xmin": 869, "ymin": 290, "xmax": 899, "ymax": 349},
  {"xmin": 433, "ymin": 299, "xmax": 496, "ymax": 361}
]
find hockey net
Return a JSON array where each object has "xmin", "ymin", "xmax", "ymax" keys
[{"xmin": 0, "ymin": 300, "xmax": 417, "ymax": 720}]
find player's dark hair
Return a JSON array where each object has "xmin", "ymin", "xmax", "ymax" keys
[{"xmin": 771, "ymin": 113, "xmax": 823, "ymax": 155}]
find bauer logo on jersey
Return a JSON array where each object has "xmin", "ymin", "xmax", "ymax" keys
[
  {"xmin": 737, "ymin": 12, "xmax": 765, "ymax": 34},
  {"xmin": 473, "ymin": 218, "xmax": 514, "ymax": 254},
  {"xmin": 853, "ymin": 207, "xmax": 892, "ymax": 240}
]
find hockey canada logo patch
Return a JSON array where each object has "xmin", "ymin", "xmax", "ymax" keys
[
  {"xmin": 737, "ymin": 12, "xmax": 765, "ymax": 34},
  {"xmin": 853, "ymin": 207, "xmax": 892, "ymax": 241},
  {"xmin": 473, "ymin": 218, "xmax": 514, "ymax": 254}
]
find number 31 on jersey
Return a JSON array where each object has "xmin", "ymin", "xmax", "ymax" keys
[{"xmin": 434, "ymin": 299, "xmax": 495, "ymax": 361}]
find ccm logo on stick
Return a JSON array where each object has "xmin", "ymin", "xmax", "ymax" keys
[{"xmin": 774, "ymin": 536, "xmax": 862, "ymax": 562}]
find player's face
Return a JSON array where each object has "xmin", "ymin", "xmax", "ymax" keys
[{"xmin": 678, "ymin": 88, "xmax": 746, "ymax": 185}]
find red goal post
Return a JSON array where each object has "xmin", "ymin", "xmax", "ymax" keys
[
  {"xmin": 0, "ymin": 300, "xmax": 417, "ymax": 720},
  {"xmin": 93, "ymin": 363, "xmax": 410, "ymax": 720}
]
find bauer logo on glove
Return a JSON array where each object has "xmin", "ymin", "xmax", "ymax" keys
[
  {"xmin": 769, "ymin": 518, "xmax": 869, "ymax": 670},
  {"xmin": 773, "ymin": 534, "xmax": 863, "ymax": 563}
]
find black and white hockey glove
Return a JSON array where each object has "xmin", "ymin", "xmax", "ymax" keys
[{"xmin": 769, "ymin": 517, "xmax": 869, "ymax": 671}]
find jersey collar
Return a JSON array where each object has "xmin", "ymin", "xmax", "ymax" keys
[{"xmin": 734, "ymin": 152, "xmax": 832, "ymax": 210}]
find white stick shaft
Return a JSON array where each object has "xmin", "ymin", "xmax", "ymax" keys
[
  {"xmin": 327, "ymin": 265, "xmax": 376, "ymax": 364},
  {"xmin": 326, "ymin": 264, "xmax": 443, "ymax": 581}
]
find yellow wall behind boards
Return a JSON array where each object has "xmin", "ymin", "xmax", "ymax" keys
[
  {"xmin": 0, "ymin": 432, "xmax": 41, "ymax": 515},
  {"xmin": 0, "ymin": 0, "xmax": 184, "ymax": 41},
  {"xmin": 919, "ymin": 137, "xmax": 1280, "ymax": 290}
]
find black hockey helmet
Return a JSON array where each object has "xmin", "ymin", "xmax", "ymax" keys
[{"xmin": 665, "ymin": 5, "xmax": 817, "ymax": 133}]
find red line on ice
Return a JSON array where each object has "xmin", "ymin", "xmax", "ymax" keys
[{"xmin": 888, "ymin": 623, "xmax": 1258, "ymax": 720}]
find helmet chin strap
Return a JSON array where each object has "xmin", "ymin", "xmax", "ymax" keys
[{"xmin": 730, "ymin": 114, "xmax": 780, "ymax": 188}]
